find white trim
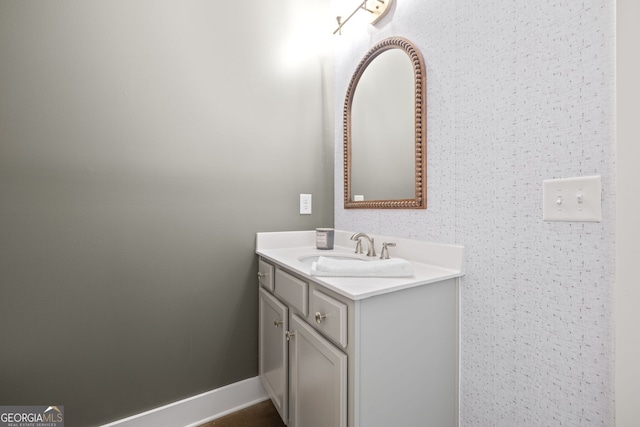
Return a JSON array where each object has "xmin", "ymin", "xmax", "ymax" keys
[
  {"xmin": 100, "ymin": 377, "xmax": 268, "ymax": 427},
  {"xmin": 616, "ymin": 0, "xmax": 640, "ymax": 424}
]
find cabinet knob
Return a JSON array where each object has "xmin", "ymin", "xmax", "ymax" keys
[
  {"xmin": 257, "ymin": 272, "xmax": 267, "ymax": 279},
  {"xmin": 315, "ymin": 312, "xmax": 327, "ymax": 324},
  {"xmin": 285, "ymin": 331, "xmax": 296, "ymax": 341},
  {"xmin": 273, "ymin": 319, "xmax": 283, "ymax": 328}
]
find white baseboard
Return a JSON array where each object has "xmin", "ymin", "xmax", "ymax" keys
[{"xmin": 100, "ymin": 377, "xmax": 268, "ymax": 427}]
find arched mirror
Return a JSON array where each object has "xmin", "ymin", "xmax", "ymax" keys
[{"xmin": 343, "ymin": 37, "xmax": 426, "ymax": 209}]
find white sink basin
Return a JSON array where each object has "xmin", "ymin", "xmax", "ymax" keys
[{"xmin": 298, "ymin": 253, "xmax": 367, "ymax": 266}]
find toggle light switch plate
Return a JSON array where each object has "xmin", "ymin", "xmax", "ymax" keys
[{"xmin": 542, "ymin": 175, "xmax": 602, "ymax": 222}]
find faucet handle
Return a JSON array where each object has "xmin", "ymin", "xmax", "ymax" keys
[
  {"xmin": 380, "ymin": 242, "xmax": 396, "ymax": 259},
  {"xmin": 353, "ymin": 238, "xmax": 363, "ymax": 254}
]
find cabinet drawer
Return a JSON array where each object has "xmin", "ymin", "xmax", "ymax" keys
[
  {"xmin": 274, "ymin": 268, "xmax": 308, "ymax": 316},
  {"xmin": 258, "ymin": 259, "xmax": 274, "ymax": 292},
  {"xmin": 310, "ymin": 289, "xmax": 348, "ymax": 348}
]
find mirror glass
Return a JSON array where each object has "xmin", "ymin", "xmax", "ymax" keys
[
  {"xmin": 351, "ymin": 49, "xmax": 414, "ymax": 200},
  {"xmin": 344, "ymin": 37, "xmax": 426, "ymax": 209}
]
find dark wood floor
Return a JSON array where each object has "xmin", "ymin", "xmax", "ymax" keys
[{"xmin": 198, "ymin": 399, "xmax": 285, "ymax": 427}]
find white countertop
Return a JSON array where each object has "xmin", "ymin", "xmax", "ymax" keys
[{"xmin": 256, "ymin": 230, "xmax": 465, "ymax": 301}]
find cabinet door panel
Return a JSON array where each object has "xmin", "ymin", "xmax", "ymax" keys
[
  {"xmin": 289, "ymin": 314, "xmax": 347, "ymax": 427},
  {"xmin": 259, "ymin": 289, "xmax": 288, "ymax": 423}
]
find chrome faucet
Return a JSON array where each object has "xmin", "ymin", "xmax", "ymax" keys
[{"xmin": 350, "ymin": 232, "xmax": 376, "ymax": 257}]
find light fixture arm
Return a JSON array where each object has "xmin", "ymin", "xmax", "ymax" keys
[
  {"xmin": 333, "ymin": 0, "xmax": 393, "ymax": 35},
  {"xmin": 333, "ymin": 1, "xmax": 367, "ymax": 35}
]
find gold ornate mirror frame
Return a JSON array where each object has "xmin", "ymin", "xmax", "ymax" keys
[{"xmin": 343, "ymin": 37, "xmax": 426, "ymax": 209}]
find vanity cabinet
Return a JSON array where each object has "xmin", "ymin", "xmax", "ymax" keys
[
  {"xmin": 257, "ymin": 257, "xmax": 459, "ymax": 427},
  {"xmin": 259, "ymin": 263, "xmax": 347, "ymax": 427}
]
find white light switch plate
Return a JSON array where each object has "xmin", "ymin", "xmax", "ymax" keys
[
  {"xmin": 542, "ymin": 175, "xmax": 602, "ymax": 222},
  {"xmin": 300, "ymin": 193, "xmax": 312, "ymax": 215}
]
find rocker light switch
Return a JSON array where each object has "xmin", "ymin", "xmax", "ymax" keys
[
  {"xmin": 300, "ymin": 194, "xmax": 312, "ymax": 215},
  {"xmin": 542, "ymin": 176, "xmax": 602, "ymax": 222}
]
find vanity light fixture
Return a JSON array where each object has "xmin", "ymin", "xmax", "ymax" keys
[{"xmin": 333, "ymin": 0, "xmax": 393, "ymax": 35}]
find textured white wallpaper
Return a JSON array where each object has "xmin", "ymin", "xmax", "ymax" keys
[{"xmin": 333, "ymin": 0, "xmax": 615, "ymax": 425}]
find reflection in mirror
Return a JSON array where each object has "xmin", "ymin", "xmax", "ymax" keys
[
  {"xmin": 344, "ymin": 37, "xmax": 426, "ymax": 209},
  {"xmin": 351, "ymin": 49, "xmax": 415, "ymax": 200}
]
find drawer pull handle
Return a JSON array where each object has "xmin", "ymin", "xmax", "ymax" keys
[
  {"xmin": 285, "ymin": 331, "xmax": 296, "ymax": 341},
  {"xmin": 273, "ymin": 319, "xmax": 283, "ymax": 328},
  {"xmin": 315, "ymin": 312, "xmax": 327, "ymax": 324}
]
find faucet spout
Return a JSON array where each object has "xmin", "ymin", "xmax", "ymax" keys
[{"xmin": 350, "ymin": 232, "xmax": 376, "ymax": 257}]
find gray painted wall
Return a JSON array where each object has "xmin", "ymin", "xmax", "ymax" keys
[{"xmin": 0, "ymin": 1, "xmax": 333, "ymax": 426}]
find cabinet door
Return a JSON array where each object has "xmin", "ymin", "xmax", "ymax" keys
[
  {"xmin": 259, "ymin": 289, "xmax": 288, "ymax": 423},
  {"xmin": 289, "ymin": 314, "xmax": 347, "ymax": 427}
]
